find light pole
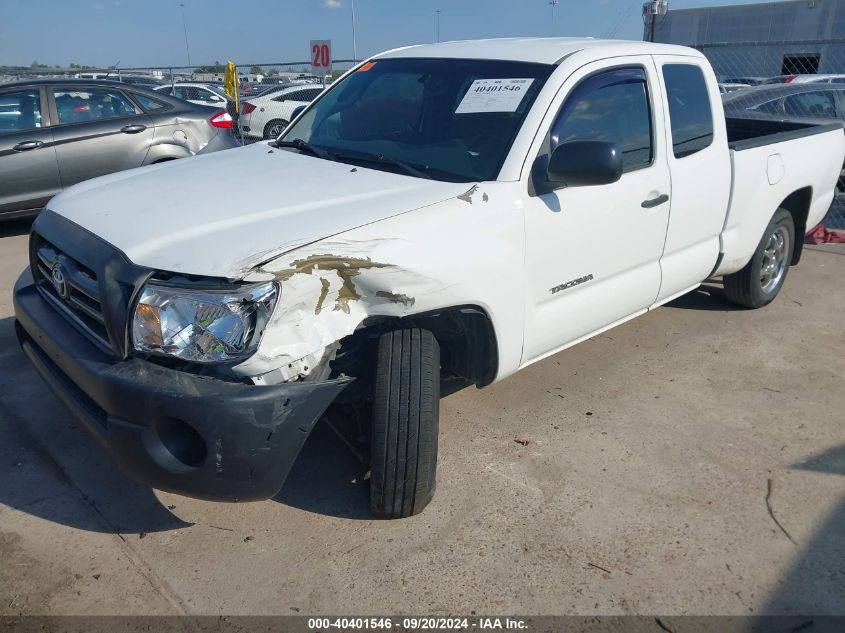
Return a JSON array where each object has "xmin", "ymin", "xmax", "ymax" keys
[
  {"xmin": 436, "ymin": 9, "xmax": 441, "ymax": 43},
  {"xmin": 351, "ymin": 0, "xmax": 358, "ymax": 62},
  {"xmin": 549, "ymin": 0, "xmax": 558, "ymax": 31},
  {"xmin": 179, "ymin": 3, "xmax": 191, "ymax": 67}
]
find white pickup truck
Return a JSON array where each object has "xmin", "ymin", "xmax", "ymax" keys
[{"xmin": 14, "ymin": 39, "xmax": 844, "ymax": 519}]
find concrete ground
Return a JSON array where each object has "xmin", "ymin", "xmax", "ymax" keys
[{"xmin": 0, "ymin": 218, "xmax": 843, "ymax": 616}]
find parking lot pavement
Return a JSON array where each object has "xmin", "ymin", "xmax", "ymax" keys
[{"xmin": 1, "ymin": 219, "xmax": 843, "ymax": 616}]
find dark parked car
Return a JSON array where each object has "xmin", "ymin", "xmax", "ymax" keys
[
  {"xmin": 721, "ymin": 76, "xmax": 766, "ymax": 86},
  {"xmin": 722, "ymin": 83, "xmax": 845, "ymax": 123},
  {"xmin": 0, "ymin": 79, "xmax": 238, "ymax": 220}
]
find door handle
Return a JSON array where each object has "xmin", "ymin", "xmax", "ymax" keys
[
  {"xmin": 641, "ymin": 193, "xmax": 669, "ymax": 209},
  {"xmin": 120, "ymin": 124, "xmax": 147, "ymax": 134},
  {"xmin": 13, "ymin": 140, "xmax": 44, "ymax": 151}
]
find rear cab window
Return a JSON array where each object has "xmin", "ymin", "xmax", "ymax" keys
[{"xmin": 662, "ymin": 64, "xmax": 714, "ymax": 158}]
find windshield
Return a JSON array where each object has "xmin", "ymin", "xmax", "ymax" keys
[{"xmin": 281, "ymin": 57, "xmax": 554, "ymax": 182}]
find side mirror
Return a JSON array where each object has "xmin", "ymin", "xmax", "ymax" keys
[
  {"xmin": 541, "ymin": 140, "xmax": 623, "ymax": 191},
  {"xmin": 291, "ymin": 104, "xmax": 307, "ymax": 120}
]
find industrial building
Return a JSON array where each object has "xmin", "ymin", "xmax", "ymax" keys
[{"xmin": 645, "ymin": 0, "xmax": 845, "ymax": 78}]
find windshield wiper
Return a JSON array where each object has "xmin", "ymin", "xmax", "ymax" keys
[
  {"xmin": 273, "ymin": 139, "xmax": 335, "ymax": 162},
  {"xmin": 334, "ymin": 150, "xmax": 432, "ymax": 180}
]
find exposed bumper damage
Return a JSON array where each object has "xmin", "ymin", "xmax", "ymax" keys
[
  {"xmin": 238, "ymin": 240, "xmax": 436, "ymax": 384},
  {"xmin": 230, "ymin": 183, "xmax": 504, "ymax": 385},
  {"xmin": 14, "ymin": 269, "xmax": 351, "ymax": 501}
]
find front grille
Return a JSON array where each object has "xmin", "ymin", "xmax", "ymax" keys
[{"xmin": 31, "ymin": 233, "xmax": 113, "ymax": 354}]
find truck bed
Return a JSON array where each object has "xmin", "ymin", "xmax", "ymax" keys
[
  {"xmin": 716, "ymin": 117, "xmax": 845, "ymax": 278},
  {"xmin": 726, "ymin": 116, "xmax": 843, "ymax": 151}
]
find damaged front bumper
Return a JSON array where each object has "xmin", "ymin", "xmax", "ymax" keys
[{"xmin": 14, "ymin": 270, "xmax": 351, "ymax": 502}]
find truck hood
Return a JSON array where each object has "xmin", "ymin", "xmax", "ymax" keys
[{"xmin": 47, "ymin": 142, "xmax": 472, "ymax": 279}]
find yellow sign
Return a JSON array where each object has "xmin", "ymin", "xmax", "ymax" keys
[{"xmin": 223, "ymin": 60, "xmax": 239, "ymax": 113}]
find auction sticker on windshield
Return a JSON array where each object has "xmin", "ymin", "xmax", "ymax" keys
[{"xmin": 455, "ymin": 78, "xmax": 534, "ymax": 113}]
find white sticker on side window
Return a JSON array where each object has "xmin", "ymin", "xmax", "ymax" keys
[{"xmin": 455, "ymin": 78, "xmax": 535, "ymax": 114}]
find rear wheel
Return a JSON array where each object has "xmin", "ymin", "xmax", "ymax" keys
[
  {"xmin": 723, "ymin": 207, "xmax": 795, "ymax": 308},
  {"xmin": 370, "ymin": 328, "xmax": 440, "ymax": 519},
  {"xmin": 263, "ymin": 119, "xmax": 288, "ymax": 140}
]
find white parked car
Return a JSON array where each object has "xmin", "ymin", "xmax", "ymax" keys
[
  {"xmin": 154, "ymin": 82, "xmax": 229, "ymax": 107},
  {"xmin": 790, "ymin": 74, "xmax": 845, "ymax": 84},
  {"xmin": 14, "ymin": 39, "xmax": 845, "ymax": 519},
  {"xmin": 239, "ymin": 85, "xmax": 324, "ymax": 140},
  {"xmin": 718, "ymin": 82, "xmax": 750, "ymax": 94}
]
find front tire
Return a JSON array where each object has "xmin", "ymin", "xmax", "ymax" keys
[
  {"xmin": 263, "ymin": 119, "xmax": 288, "ymax": 140},
  {"xmin": 724, "ymin": 207, "xmax": 795, "ymax": 308},
  {"xmin": 370, "ymin": 328, "xmax": 440, "ymax": 519}
]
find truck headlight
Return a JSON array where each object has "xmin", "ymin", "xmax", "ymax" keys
[{"xmin": 131, "ymin": 282, "xmax": 278, "ymax": 364}]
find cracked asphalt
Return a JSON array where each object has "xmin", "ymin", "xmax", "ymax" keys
[{"xmin": 1, "ymin": 218, "xmax": 843, "ymax": 615}]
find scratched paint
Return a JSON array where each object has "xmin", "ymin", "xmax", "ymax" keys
[
  {"xmin": 273, "ymin": 254, "xmax": 394, "ymax": 314},
  {"xmin": 457, "ymin": 184, "xmax": 480, "ymax": 204},
  {"xmin": 231, "ymin": 185, "xmax": 514, "ymax": 384}
]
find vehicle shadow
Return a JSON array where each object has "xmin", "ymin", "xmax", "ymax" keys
[
  {"xmin": 0, "ymin": 218, "xmax": 34, "ymax": 239},
  {"xmin": 756, "ymin": 444, "xmax": 845, "ymax": 619},
  {"xmin": 273, "ymin": 412, "xmax": 374, "ymax": 520},
  {"xmin": 665, "ymin": 281, "xmax": 747, "ymax": 312},
  {"xmin": 0, "ymin": 316, "xmax": 191, "ymax": 535},
  {"xmin": 0, "ymin": 307, "xmax": 375, "ymax": 526}
]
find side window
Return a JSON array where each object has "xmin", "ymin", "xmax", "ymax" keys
[
  {"xmin": 54, "ymin": 88, "xmax": 138, "ymax": 124},
  {"xmin": 197, "ymin": 88, "xmax": 221, "ymax": 101},
  {"xmin": 551, "ymin": 67, "xmax": 653, "ymax": 173},
  {"xmin": 132, "ymin": 93, "xmax": 168, "ymax": 111},
  {"xmin": 662, "ymin": 64, "xmax": 714, "ymax": 158},
  {"xmin": 0, "ymin": 89, "xmax": 42, "ymax": 133},
  {"xmin": 305, "ymin": 89, "xmax": 322, "ymax": 101},
  {"xmin": 783, "ymin": 91, "xmax": 836, "ymax": 118},
  {"xmin": 752, "ymin": 99, "xmax": 784, "ymax": 115},
  {"xmin": 176, "ymin": 86, "xmax": 197, "ymax": 100},
  {"xmin": 275, "ymin": 90, "xmax": 304, "ymax": 102}
]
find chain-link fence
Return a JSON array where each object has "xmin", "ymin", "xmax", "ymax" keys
[
  {"xmin": 0, "ymin": 60, "xmax": 360, "ymax": 86},
  {"xmin": 0, "ymin": 59, "xmax": 361, "ymax": 145},
  {"xmin": 646, "ymin": 0, "xmax": 845, "ymax": 232},
  {"xmin": 692, "ymin": 40, "xmax": 845, "ymax": 230}
]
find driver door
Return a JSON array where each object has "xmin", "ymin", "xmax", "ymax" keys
[{"xmin": 521, "ymin": 58, "xmax": 672, "ymax": 364}]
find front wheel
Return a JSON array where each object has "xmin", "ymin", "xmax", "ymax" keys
[
  {"xmin": 723, "ymin": 207, "xmax": 795, "ymax": 308},
  {"xmin": 263, "ymin": 119, "xmax": 288, "ymax": 140},
  {"xmin": 370, "ymin": 328, "xmax": 440, "ymax": 519}
]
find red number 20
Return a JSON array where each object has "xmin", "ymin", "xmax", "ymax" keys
[{"xmin": 312, "ymin": 44, "xmax": 330, "ymax": 68}]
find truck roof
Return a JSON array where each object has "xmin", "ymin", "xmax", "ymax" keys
[{"xmin": 374, "ymin": 37, "xmax": 701, "ymax": 65}]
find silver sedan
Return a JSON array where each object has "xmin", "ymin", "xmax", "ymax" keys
[{"xmin": 0, "ymin": 79, "xmax": 239, "ymax": 220}]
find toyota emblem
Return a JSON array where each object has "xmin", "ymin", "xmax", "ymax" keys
[{"xmin": 51, "ymin": 264, "xmax": 71, "ymax": 301}]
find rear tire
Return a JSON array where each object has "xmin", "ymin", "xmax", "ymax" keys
[
  {"xmin": 723, "ymin": 207, "xmax": 795, "ymax": 308},
  {"xmin": 263, "ymin": 119, "xmax": 288, "ymax": 140},
  {"xmin": 370, "ymin": 328, "xmax": 440, "ymax": 519}
]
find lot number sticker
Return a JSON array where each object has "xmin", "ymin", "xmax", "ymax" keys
[{"xmin": 455, "ymin": 78, "xmax": 534, "ymax": 114}]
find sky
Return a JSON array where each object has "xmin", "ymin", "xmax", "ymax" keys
[{"xmin": 0, "ymin": 0, "xmax": 790, "ymax": 69}]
